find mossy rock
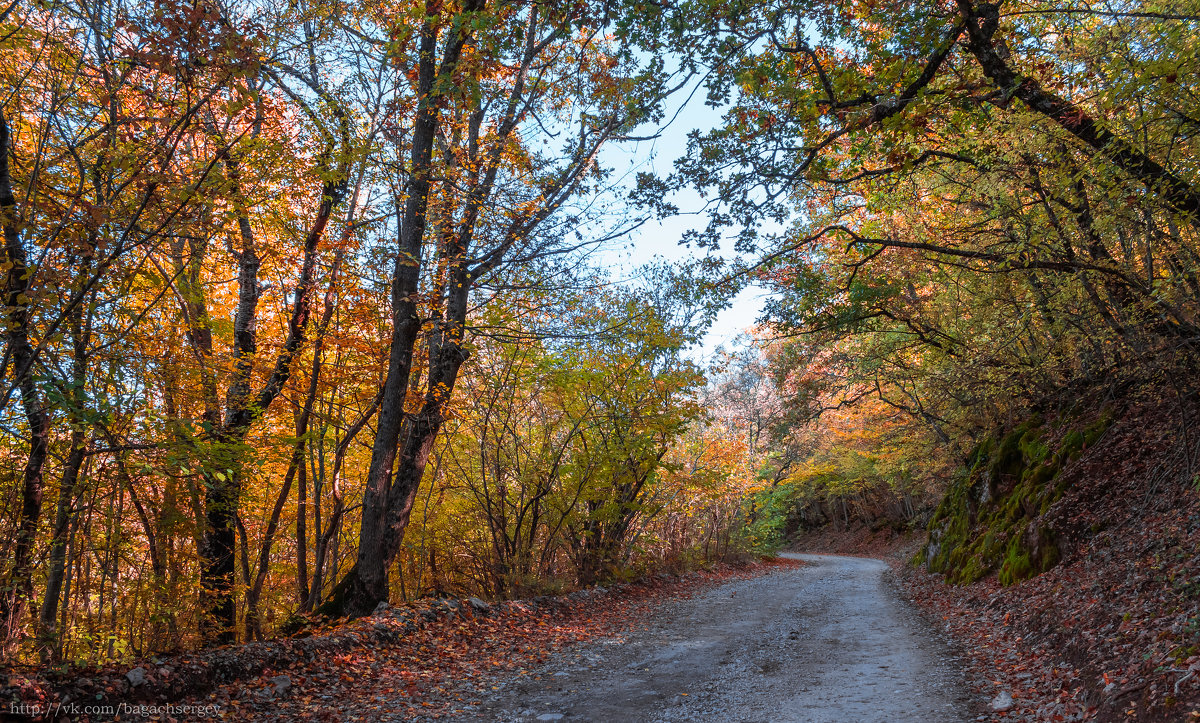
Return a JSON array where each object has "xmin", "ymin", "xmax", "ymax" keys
[
  {"xmin": 1060, "ymin": 430, "xmax": 1085, "ymax": 461},
  {"xmin": 990, "ymin": 423, "xmax": 1031, "ymax": 484},
  {"xmin": 1083, "ymin": 413, "xmax": 1113, "ymax": 446},
  {"xmin": 918, "ymin": 413, "xmax": 1089, "ymax": 586},
  {"xmin": 965, "ymin": 437, "xmax": 994, "ymax": 471},
  {"xmin": 1020, "ymin": 436, "xmax": 1051, "ymax": 465},
  {"xmin": 950, "ymin": 554, "xmax": 992, "ymax": 585},
  {"xmin": 998, "ymin": 542, "xmax": 1033, "ymax": 586},
  {"xmin": 979, "ymin": 530, "xmax": 1000, "ymax": 558},
  {"xmin": 998, "ymin": 523, "xmax": 1060, "ymax": 586},
  {"xmin": 1023, "ymin": 461, "xmax": 1058, "ymax": 488}
]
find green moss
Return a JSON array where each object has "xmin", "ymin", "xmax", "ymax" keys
[
  {"xmin": 1083, "ymin": 413, "xmax": 1112, "ymax": 447},
  {"xmin": 966, "ymin": 438, "xmax": 994, "ymax": 471},
  {"xmin": 1060, "ymin": 430, "xmax": 1085, "ymax": 460},
  {"xmin": 991, "ymin": 422, "xmax": 1032, "ymax": 482},
  {"xmin": 929, "ymin": 490, "xmax": 954, "ymax": 525},
  {"xmin": 917, "ymin": 413, "xmax": 1097, "ymax": 586},
  {"xmin": 1057, "ymin": 412, "xmax": 1113, "ymax": 462},
  {"xmin": 998, "ymin": 540, "xmax": 1033, "ymax": 586},
  {"xmin": 1023, "ymin": 462, "xmax": 1057, "ymax": 487},
  {"xmin": 1021, "ymin": 438, "xmax": 1051, "ymax": 464},
  {"xmin": 997, "ymin": 523, "xmax": 1061, "ymax": 586},
  {"xmin": 979, "ymin": 530, "xmax": 999, "ymax": 557},
  {"xmin": 952, "ymin": 554, "xmax": 991, "ymax": 585}
]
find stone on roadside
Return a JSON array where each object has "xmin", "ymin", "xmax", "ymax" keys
[
  {"xmin": 125, "ymin": 667, "xmax": 146, "ymax": 687},
  {"xmin": 536, "ymin": 714, "xmax": 564, "ymax": 721},
  {"xmin": 467, "ymin": 597, "xmax": 491, "ymax": 613},
  {"xmin": 270, "ymin": 675, "xmax": 292, "ymax": 695},
  {"xmin": 990, "ymin": 690, "xmax": 1014, "ymax": 711}
]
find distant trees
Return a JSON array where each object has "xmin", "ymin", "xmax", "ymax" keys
[{"xmin": 411, "ymin": 283, "xmax": 712, "ymax": 598}]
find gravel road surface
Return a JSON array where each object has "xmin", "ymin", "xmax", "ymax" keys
[{"xmin": 470, "ymin": 553, "xmax": 972, "ymax": 722}]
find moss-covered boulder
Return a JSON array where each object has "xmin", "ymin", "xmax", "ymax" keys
[{"xmin": 917, "ymin": 412, "xmax": 1110, "ymax": 586}]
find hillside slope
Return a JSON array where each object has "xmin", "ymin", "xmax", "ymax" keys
[{"xmin": 905, "ymin": 394, "xmax": 1200, "ymax": 721}]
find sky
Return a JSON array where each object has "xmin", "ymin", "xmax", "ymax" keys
[{"xmin": 594, "ymin": 76, "xmax": 769, "ymax": 366}]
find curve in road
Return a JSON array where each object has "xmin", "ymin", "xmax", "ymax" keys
[{"xmin": 470, "ymin": 553, "xmax": 972, "ymax": 722}]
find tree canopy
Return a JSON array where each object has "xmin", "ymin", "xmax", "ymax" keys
[{"xmin": 1, "ymin": 0, "xmax": 1197, "ymax": 666}]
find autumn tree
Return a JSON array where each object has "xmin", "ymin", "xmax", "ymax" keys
[
  {"xmin": 325, "ymin": 0, "xmax": 682, "ymax": 616},
  {"xmin": 672, "ymin": 0, "xmax": 1200, "ymax": 441},
  {"xmin": 0, "ymin": 0, "xmax": 272, "ymax": 653}
]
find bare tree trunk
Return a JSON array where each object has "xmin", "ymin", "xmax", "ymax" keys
[
  {"xmin": 38, "ymin": 440, "xmax": 85, "ymax": 661},
  {"xmin": 0, "ymin": 109, "xmax": 51, "ymax": 648}
]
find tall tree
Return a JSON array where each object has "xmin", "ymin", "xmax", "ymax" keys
[{"xmin": 326, "ymin": 0, "xmax": 675, "ymax": 616}]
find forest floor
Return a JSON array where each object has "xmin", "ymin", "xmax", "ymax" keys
[
  {"xmin": 8, "ymin": 555, "xmax": 978, "ymax": 722},
  {"xmin": 893, "ymin": 487, "xmax": 1200, "ymax": 723},
  {"xmin": 4, "ymin": 559, "xmax": 799, "ymax": 722}
]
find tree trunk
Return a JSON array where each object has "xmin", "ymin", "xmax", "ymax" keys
[
  {"xmin": 330, "ymin": 12, "xmax": 464, "ymax": 617},
  {"xmin": 199, "ymin": 464, "xmax": 241, "ymax": 643},
  {"xmin": 296, "ymin": 441, "xmax": 309, "ymax": 608},
  {"xmin": 38, "ymin": 439, "xmax": 85, "ymax": 661},
  {"xmin": 0, "ymin": 109, "xmax": 51, "ymax": 648},
  {"xmin": 959, "ymin": 0, "xmax": 1200, "ymax": 221}
]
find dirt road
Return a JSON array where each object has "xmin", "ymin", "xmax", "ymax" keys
[{"xmin": 469, "ymin": 553, "xmax": 972, "ymax": 722}]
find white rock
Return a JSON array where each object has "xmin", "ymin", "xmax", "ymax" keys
[
  {"xmin": 125, "ymin": 667, "xmax": 146, "ymax": 687},
  {"xmin": 536, "ymin": 715, "xmax": 564, "ymax": 721},
  {"xmin": 990, "ymin": 690, "xmax": 1014, "ymax": 711}
]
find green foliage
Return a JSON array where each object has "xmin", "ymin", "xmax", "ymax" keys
[
  {"xmin": 405, "ymin": 278, "xmax": 721, "ymax": 597},
  {"xmin": 662, "ymin": 0, "xmax": 1200, "ymax": 594},
  {"xmin": 740, "ymin": 484, "xmax": 794, "ymax": 554}
]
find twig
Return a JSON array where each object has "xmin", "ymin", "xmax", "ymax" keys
[{"xmin": 1172, "ymin": 666, "xmax": 1197, "ymax": 695}]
